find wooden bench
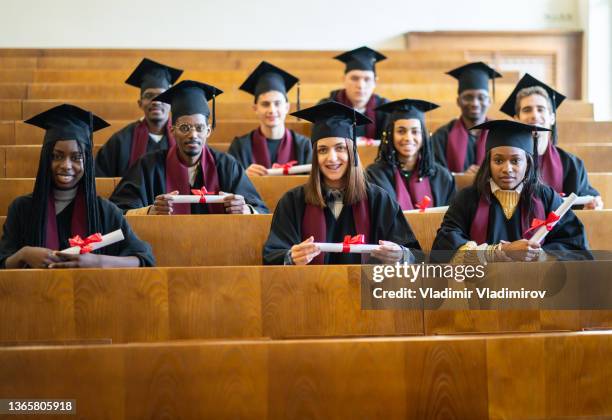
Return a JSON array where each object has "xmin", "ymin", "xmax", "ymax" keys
[
  {"xmin": 0, "ymin": 82, "xmax": 521, "ymax": 103},
  {"xmin": 3, "ymin": 210, "xmax": 606, "ymax": 266},
  {"xmin": 0, "ymin": 332, "xmax": 610, "ymax": 419},
  {"xmin": 2, "ymin": 120, "xmax": 310, "ymax": 146},
  {"xmin": 0, "ymin": 263, "xmax": 609, "ymax": 343},
  {"xmin": 8, "ymin": 99, "xmax": 594, "ymax": 121},
  {"xmin": 0, "ymin": 68, "xmax": 520, "ymax": 84}
]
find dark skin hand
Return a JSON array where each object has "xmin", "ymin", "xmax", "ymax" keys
[{"xmin": 4, "ymin": 246, "xmax": 62, "ymax": 269}]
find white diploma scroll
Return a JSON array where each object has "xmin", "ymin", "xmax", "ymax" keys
[
  {"xmin": 266, "ymin": 164, "xmax": 312, "ymax": 176},
  {"xmin": 568, "ymin": 195, "xmax": 594, "ymax": 206},
  {"xmin": 171, "ymin": 194, "xmax": 227, "ymax": 204},
  {"xmin": 314, "ymin": 243, "xmax": 381, "ymax": 254},
  {"xmin": 404, "ymin": 206, "xmax": 449, "ymax": 214},
  {"xmin": 60, "ymin": 229, "xmax": 125, "ymax": 255},
  {"xmin": 530, "ymin": 193, "xmax": 578, "ymax": 244}
]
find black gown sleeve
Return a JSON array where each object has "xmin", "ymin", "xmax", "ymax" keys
[
  {"xmin": 430, "ymin": 121, "xmax": 452, "ymax": 168},
  {"xmin": 0, "ymin": 196, "xmax": 29, "ymax": 268},
  {"xmin": 95, "ymin": 123, "xmax": 135, "ymax": 177},
  {"xmin": 539, "ymin": 185, "xmax": 590, "ymax": 255},
  {"xmin": 262, "ymin": 187, "xmax": 303, "ymax": 265},
  {"xmin": 214, "ymin": 150, "xmax": 270, "ymax": 214},
  {"xmin": 109, "ymin": 153, "xmax": 160, "ymax": 212},
  {"xmin": 365, "ymin": 163, "xmax": 397, "ymax": 201},
  {"xmin": 227, "ymin": 133, "xmax": 252, "ymax": 169},
  {"xmin": 557, "ymin": 147, "xmax": 600, "ymax": 197},
  {"xmin": 293, "ymin": 132, "xmax": 313, "ymax": 165},
  {"xmin": 430, "ymin": 187, "xmax": 479, "ymax": 262},
  {"xmin": 97, "ymin": 198, "xmax": 155, "ymax": 266}
]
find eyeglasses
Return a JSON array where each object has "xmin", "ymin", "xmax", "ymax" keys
[
  {"xmin": 51, "ymin": 152, "xmax": 84, "ymax": 163},
  {"xmin": 175, "ymin": 123, "xmax": 209, "ymax": 134}
]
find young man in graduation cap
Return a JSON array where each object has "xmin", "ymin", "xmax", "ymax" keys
[
  {"xmin": 228, "ymin": 61, "xmax": 312, "ymax": 176},
  {"xmin": 0, "ymin": 104, "xmax": 155, "ymax": 269},
  {"xmin": 431, "ymin": 62, "xmax": 501, "ymax": 174},
  {"xmin": 431, "ymin": 120, "xmax": 588, "ymax": 263},
  {"xmin": 109, "ymin": 80, "xmax": 269, "ymax": 215},
  {"xmin": 263, "ymin": 101, "xmax": 421, "ymax": 265},
  {"xmin": 366, "ymin": 99, "xmax": 456, "ymax": 210},
  {"xmin": 500, "ymin": 73, "xmax": 603, "ymax": 210},
  {"xmin": 317, "ymin": 46, "xmax": 389, "ymax": 141},
  {"xmin": 95, "ymin": 58, "xmax": 183, "ymax": 177}
]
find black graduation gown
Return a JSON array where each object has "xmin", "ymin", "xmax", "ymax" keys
[
  {"xmin": 365, "ymin": 161, "xmax": 456, "ymax": 207},
  {"xmin": 0, "ymin": 195, "xmax": 155, "ymax": 268},
  {"xmin": 109, "ymin": 147, "xmax": 269, "ymax": 214},
  {"xmin": 430, "ymin": 184, "xmax": 589, "ymax": 262},
  {"xmin": 263, "ymin": 183, "xmax": 422, "ymax": 265},
  {"xmin": 554, "ymin": 146, "xmax": 599, "ymax": 197},
  {"xmin": 95, "ymin": 121, "xmax": 170, "ymax": 177},
  {"xmin": 431, "ymin": 118, "xmax": 480, "ymax": 172},
  {"xmin": 227, "ymin": 130, "xmax": 312, "ymax": 169},
  {"xmin": 317, "ymin": 90, "xmax": 389, "ymax": 139}
]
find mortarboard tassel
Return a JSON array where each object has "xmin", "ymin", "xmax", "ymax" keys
[
  {"xmin": 212, "ymin": 93, "xmax": 216, "ymax": 130},
  {"xmin": 295, "ymin": 82, "xmax": 301, "ymax": 121},
  {"xmin": 551, "ymin": 91, "xmax": 558, "ymax": 145},
  {"xmin": 532, "ymin": 131, "xmax": 539, "ymax": 175},
  {"xmin": 352, "ymin": 109, "xmax": 358, "ymax": 166}
]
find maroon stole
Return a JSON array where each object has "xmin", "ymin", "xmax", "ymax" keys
[
  {"xmin": 392, "ymin": 161, "xmax": 434, "ymax": 210},
  {"xmin": 335, "ymin": 90, "xmax": 377, "ymax": 139},
  {"xmin": 251, "ymin": 128, "xmax": 295, "ymax": 168},
  {"xmin": 446, "ymin": 118, "xmax": 488, "ymax": 173},
  {"xmin": 538, "ymin": 142, "xmax": 564, "ymax": 195},
  {"xmin": 302, "ymin": 195, "xmax": 371, "ymax": 265},
  {"xmin": 469, "ymin": 186, "xmax": 546, "ymax": 245},
  {"xmin": 165, "ymin": 144, "xmax": 224, "ymax": 214},
  {"xmin": 129, "ymin": 119, "xmax": 175, "ymax": 167},
  {"xmin": 45, "ymin": 186, "xmax": 88, "ymax": 250}
]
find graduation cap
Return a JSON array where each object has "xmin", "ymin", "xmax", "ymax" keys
[
  {"xmin": 291, "ymin": 101, "xmax": 372, "ymax": 166},
  {"xmin": 125, "ymin": 58, "xmax": 183, "ymax": 92},
  {"xmin": 239, "ymin": 60, "xmax": 299, "ymax": 100},
  {"xmin": 447, "ymin": 62, "xmax": 502, "ymax": 98},
  {"xmin": 24, "ymin": 103, "xmax": 109, "ymax": 146},
  {"xmin": 153, "ymin": 80, "xmax": 224, "ymax": 128},
  {"xmin": 471, "ymin": 120, "xmax": 550, "ymax": 154},
  {"xmin": 334, "ymin": 46, "xmax": 387, "ymax": 74},
  {"xmin": 375, "ymin": 99, "xmax": 439, "ymax": 121},
  {"xmin": 499, "ymin": 73, "xmax": 566, "ymax": 117}
]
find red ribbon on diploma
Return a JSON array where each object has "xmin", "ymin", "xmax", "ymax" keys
[
  {"xmin": 415, "ymin": 195, "xmax": 432, "ymax": 213},
  {"xmin": 361, "ymin": 138, "xmax": 376, "ymax": 146},
  {"xmin": 524, "ymin": 212, "xmax": 561, "ymax": 235},
  {"xmin": 342, "ymin": 234, "xmax": 365, "ymax": 253},
  {"xmin": 68, "ymin": 233, "xmax": 103, "ymax": 254},
  {"xmin": 191, "ymin": 186, "xmax": 216, "ymax": 203},
  {"xmin": 272, "ymin": 160, "xmax": 298, "ymax": 175}
]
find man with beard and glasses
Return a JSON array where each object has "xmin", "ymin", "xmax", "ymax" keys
[
  {"xmin": 431, "ymin": 62, "xmax": 501, "ymax": 174},
  {"xmin": 95, "ymin": 58, "xmax": 183, "ymax": 177},
  {"xmin": 109, "ymin": 81, "xmax": 269, "ymax": 215}
]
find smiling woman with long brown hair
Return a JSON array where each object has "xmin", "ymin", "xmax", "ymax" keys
[{"xmin": 263, "ymin": 101, "xmax": 422, "ymax": 265}]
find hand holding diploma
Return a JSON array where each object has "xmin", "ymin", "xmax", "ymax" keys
[{"xmin": 291, "ymin": 236, "xmax": 321, "ymax": 265}]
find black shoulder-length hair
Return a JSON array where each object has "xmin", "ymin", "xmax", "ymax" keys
[{"xmin": 374, "ymin": 115, "xmax": 435, "ymax": 179}]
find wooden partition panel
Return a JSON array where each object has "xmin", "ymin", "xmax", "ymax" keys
[
  {"xmin": 0, "ymin": 266, "xmax": 423, "ymax": 342},
  {"xmin": 0, "ymin": 210, "xmax": 610, "ymax": 264},
  {"xmin": 17, "ymin": 99, "xmax": 593, "ymax": 121},
  {"xmin": 0, "ymin": 333, "xmax": 610, "ymax": 419}
]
